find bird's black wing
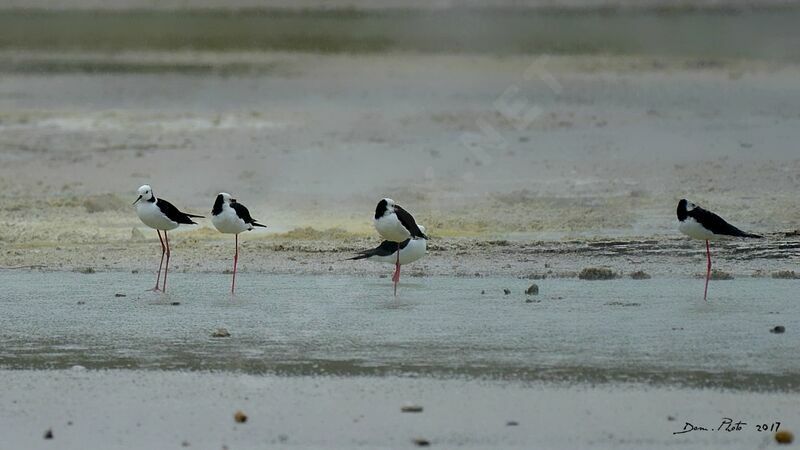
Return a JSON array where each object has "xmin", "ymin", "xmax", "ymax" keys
[
  {"xmin": 230, "ymin": 202, "xmax": 266, "ymax": 227},
  {"xmin": 689, "ymin": 207, "xmax": 762, "ymax": 238},
  {"xmin": 394, "ymin": 205, "xmax": 429, "ymax": 239},
  {"xmin": 348, "ymin": 240, "xmax": 402, "ymax": 260},
  {"xmin": 157, "ymin": 198, "xmax": 203, "ymax": 225}
]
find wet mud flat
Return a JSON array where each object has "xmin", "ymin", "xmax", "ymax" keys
[
  {"xmin": 1, "ymin": 270, "xmax": 797, "ymax": 449},
  {"xmin": 1, "ymin": 369, "xmax": 798, "ymax": 450},
  {"xmin": 1, "ymin": 271, "xmax": 797, "ymax": 389},
  {"xmin": 2, "ymin": 232, "xmax": 799, "ymax": 281}
]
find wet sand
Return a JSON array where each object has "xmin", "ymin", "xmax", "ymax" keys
[
  {"xmin": 2, "ymin": 270, "xmax": 799, "ymax": 448},
  {"xmin": 2, "ymin": 370, "xmax": 799, "ymax": 450},
  {"xmin": 2, "ymin": 271, "xmax": 798, "ymax": 385}
]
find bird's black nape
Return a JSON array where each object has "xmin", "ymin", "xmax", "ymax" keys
[
  {"xmin": 374, "ymin": 199, "xmax": 388, "ymax": 220},
  {"xmin": 212, "ymin": 194, "xmax": 224, "ymax": 216},
  {"xmin": 676, "ymin": 199, "xmax": 688, "ymax": 221}
]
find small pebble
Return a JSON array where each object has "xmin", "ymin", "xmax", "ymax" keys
[
  {"xmin": 525, "ymin": 273, "xmax": 546, "ymax": 280},
  {"xmin": 401, "ymin": 404, "xmax": 424, "ymax": 413},
  {"xmin": 171, "ymin": 302, "xmax": 180, "ymax": 306},
  {"xmin": 707, "ymin": 269, "xmax": 733, "ymax": 280},
  {"xmin": 412, "ymin": 438, "xmax": 430, "ymax": 447},
  {"xmin": 506, "ymin": 421, "xmax": 519, "ymax": 426},
  {"xmin": 630, "ymin": 270, "xmax": 651, "ymax": 280},
  {"xmin": 578, "ymin": 267, "xmax": 616, "ymax": 280},
  {"xmin": 771, "ymin": 326, "xmax": 786, "ymax": 334},
  {"xmin": 71, "ymin": 365, "xmax": 86, "ymax": 371},
  {"xmin": 114, "ymin": 293, "xmax": 126, "ymax": 298},
  {"xmin": 775, "ymin": 430, "xmax": 794, "ymax": 444},
  {"xmin": 525, "ymin": 284, "xmax": 539, "ymax": 295},
  {"xmin": 43, "ymin": 429, "xmax": 53, "ymax": 439},
  {"xmin": 77, "ymin": 301, "xmax": 85, "ymax": 305},
  {"xmin": 503, "ymin": 289, "xmax": 511, "ymax": 295},
  {"xmin": 181, "ymin": 440, "xmax": 190, "ymax": 447},
  {"xmin": 772, "ymin": 270, "xmax": 799, "ymax": 279},
  {"xmin": 234, "ymin": 410, "xmax": 247, "ymax": 423},
  {"xmin": 481, "ymin": 290, "xmax": 485, "ymax": 295},
  {"xmin": 212, "ymin": 328, "xmax": 231, "ymax": 338}
]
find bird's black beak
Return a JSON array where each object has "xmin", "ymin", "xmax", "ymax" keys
[
  {"xmin": 231, "ymin": 198, "xmax": 237, "ymax": 203},
  {"xmin": 133, "ymin": 195, "xmax": 142, "ymax": 205}
]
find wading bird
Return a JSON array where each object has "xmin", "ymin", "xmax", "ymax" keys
[
  {"xmin": 134, "ymin": 185, "xmax": 203, "ymax": 293},
  {"xmin": 677, "ymin": 198, "xmax": 762, "ymax": 300},
  {"xmin": 373, "ymin": 198, "xmax": 428, "ymax": 296},
  {"xmin": 211, "ymin": 193, "xmax": 266, "ymax": 294},
  {"xmin": 348, "ymin": 226, "xmax": 427, "ymax": 277}
]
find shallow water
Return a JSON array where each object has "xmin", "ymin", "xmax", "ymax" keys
[{"xmin": 1, "ymin": 271, "xmax": 796, "ymax": 390}]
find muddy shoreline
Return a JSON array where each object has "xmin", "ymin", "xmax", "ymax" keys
[{"xmin": 3, "ymin": 230, "xmax": 799, "ymax": 279}]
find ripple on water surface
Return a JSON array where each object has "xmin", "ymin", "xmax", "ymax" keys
[{"xmin": 0, "ymin": 271, "xmax": 797, "ymax": 390}]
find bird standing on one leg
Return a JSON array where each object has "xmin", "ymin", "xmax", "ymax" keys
[
  {"xmin": 676, "ymin": 199, "xmax": 762, "ymax": 301},
  {"xmin": 348, "ymin": 227, "xmax": 427, "ymax": 275},
  {"xmin": 373, "ymin": 198, "xmax": 428, "ymax": 296},
  {"xmin": 211, "ymin": 193, "xmax": 266, "ymax": 294},
  {"xmin": 133, "ymin": 185, "xmax": 203, "ymax": 293}
]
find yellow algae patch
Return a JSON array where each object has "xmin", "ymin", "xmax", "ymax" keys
[
  {"xmin": 274, "ymin": 227, "xmax": 363, "ymax": 241},
  {"xmin": 186, "ymin": 226, "xmax": 222, "ymax": 238},
  {"xmin": 82, "ymin": 194, "xmax": 130, "ymax": 213}
]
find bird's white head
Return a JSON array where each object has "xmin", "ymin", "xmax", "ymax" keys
[
  {"xmin": 133, "ymin": 185, "xmax": 154, "ymax": 205},
  {"xmin": 219, "ymin": 192, "xmax": 236, "ymax": 204},
  {"xmin": 212, "ymin": 192, "xmax": 238, "ymax": 216},
  {"xmin": 677, "ymin": 198, "xmax": 698, "ymax": 221},
  {"xmin": 374, "ymin": 198, "xmax": 396, "ymax": 219}
]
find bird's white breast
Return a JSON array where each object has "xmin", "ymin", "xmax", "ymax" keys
[
  {"xmin": 212, "ymin": 205, "xmax": 250, "ymax": 234},
  {"xmin": 678, "ymin": 217, "xmax": 718, "ymax": 241},
  {"xmin": 374, "ymin": 213, "xmax": 411, "ymax": 242},
  {"xmin": 136, "ymin": 201, "xmax": 179, "ymax": 231}
]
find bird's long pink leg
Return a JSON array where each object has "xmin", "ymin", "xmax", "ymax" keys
[
  {"xmin": 392, "ymin": 250, "xmax": 400, "ymax": 296},
  {"xmin": 231, "ymin": 234, "xmax": 239, "ymax": 295},
  {"xmin": 149, "ymin": 230, "xmax": 166, "ymax": 292},
  {"xmin": 704, "ymin": 240, "xmax": 711, "ymax": 301},
  {"xmin": 162, "ymin": 231, "xmax": 171, "ymax": 293}
]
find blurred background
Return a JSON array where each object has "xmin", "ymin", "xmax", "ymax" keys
[{"xmin": 1, "ymin": 0, "xmax": 799, "ymax": 250}]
